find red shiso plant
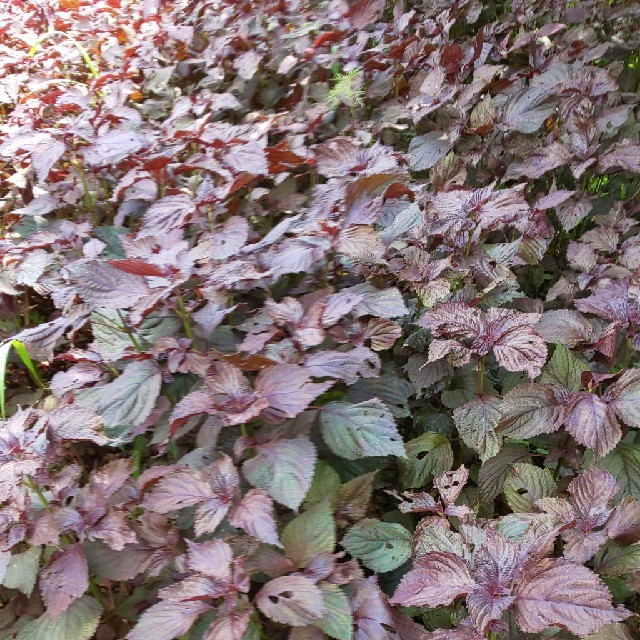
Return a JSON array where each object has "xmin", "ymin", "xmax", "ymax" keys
[{"xmin": 0, "ymin": 0, "xmax": 639, "ymax": 639}]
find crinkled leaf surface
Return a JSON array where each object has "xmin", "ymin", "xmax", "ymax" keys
[
  {"xmin": 76, "ymin": 361, "xmax": 161, "ymax": 438},
  {"xmin": 243, "ymin": 437, "xmax": 316, "ymax": 510},
  {"xmin": 341, "ymin": 519, "xmax": 412, "ymax": 573},
  {"xmin": 256, "ymin": 576, "xmax": 325, "ymax": 626},
  {"xmin": 320, "ymin": 399, "xmax": 406, "ymax": 460}
]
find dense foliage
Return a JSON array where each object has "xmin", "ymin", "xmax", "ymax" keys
[{"xmin": 0, "ymin": 0, "xmax": 639, "ymax": 638}]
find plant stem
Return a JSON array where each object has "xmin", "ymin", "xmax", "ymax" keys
[
  {"xmin": 22, "ymin": 476, "xmax": 53, "ymax": 512},
  {"xmin": 621, "ymin": 337, "xmax": 634, "ymax": 370},
  {"xmin": 116, "ymin": 311, "xmax": 143, "ymax": 352},
  {"xmin": 89, "ymin": 577, "xmax": 108, "ymax": 610},
  {"xmin": 29, "ymin": 30, "xmax": 99, "ymax": 78},
  {"xmin": 71, "ymin": 158, "xmax": 96, "ymax": 212},
  {"xmin": 176, "ymin": 294, "xmax": 195, "ymax": 341},
  {"xmin": 132, "ymin": 435, "xmax": 146, "ymax": 478},
  {"xmin": 476, "ymin": 358, "xmax": 485, "ymax": 395},
  {"xmin": 22, "ymin": 289, "xmax": 30, "ymax": 327}
]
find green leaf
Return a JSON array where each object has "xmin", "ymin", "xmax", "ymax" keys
[
  {"xmin": 478, "ymin": 444, "xmax": 530, "ymax": 504},
  {"xmin": 242, "ymin": 621, "xmax": 262, "ymax": 640},
  {"xmin": 336, "ymin": 471, "xmax": 376, "ymax": 524},
  {"xmin": 0, "ymin": 339, "xmax": 46, "ymax": 419},
  {"xmin": 453, "ymin": 396, "xmax": 502, "ymax": 461},
  {"xmin": 11, "ymin": 340, "xmax": 45, "ymax": 388},
  {"xmin": 597, "ymin": 542, "xmax": 640, "ymax": 577},
  {"xmin": 341, "ymin": 519, "xmax": 411, "ymax": 573},
  {"xmin": 92, "ymin": 226, "xmax": 127, "ymax": 259},
  {"xmin": 413, "ymin": 523, "xmax": 468, "ymax": 561},
  {"xmin": 312, "ymin": 583, "xmax": 353, "ymax": 640},
  {"xmin": 587, "ymin": 622, "xmax": 634, "ymax": 640},
  {"xmin": 504, "ymin": 463, "xmax": 557, "ymax": 512},
  {"xmin": 282, "ymin": 501, "xmax": 336, "ymax": 567},
  {"xmin": 320, "ymin": 400, "xmax": 406, "ymax": 460},
  {"xmin": 0, "ymin": 617, "xmax": 35, "ymax": 640},
  {"xmin": 16, "ymin": 597, "xmax": 101, "ymax": 640},
  {"xmin": 304, "ymin": 461, "xmax": 341, "ymax": 510},
  {"xmin": 598, "ymin": 443, "xmax": 640, "ymax": 502},
  {"xmin": 3, "ymin": 546, "xmax": 41, "ymax": 595},
  {"xmin": 76, "ymin": 360, "xmax": 162, "ymax": 441},
  {"xmin": 0, "ymin": 341, "xmax": 13, "ymax": 420},
  {"xmin": 243, "ymin": 437, "xmax": 317, "ymax": 511},
  {"xmin": 540, "ymin": 344, "xmax": 588, "ymax": 391},
  {"xmin": 399, "ymin": 432, "xmax": 453, "ymax": 489},
  {"xmin": 347, "ymin": 374, "xmax": 412, "ymax": 418}
]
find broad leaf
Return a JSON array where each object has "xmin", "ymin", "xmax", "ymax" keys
[
  {"xmin": 478, "ymin": 445, "xmax": 530, "ymax": 504},
  {"xmin": 498, "ymin": 383, "xmax": 566, "ymax": 439},
  {"xmin": 139, "ymin": 194, "xmax": 195, "ymax": 238},
  {"xmin": 408, "ymin": 132, "xmax": 453, "ymax": 171},
  {"xmin": 500, "ymin": 87, "xmax": 556, "ymax": 133},
  {"xmin": 504, "ymin": 463, "xmax": 557, "ymax": 512},
  {"xmin": 229, "ymin": 489, "xmax": 281, "ymax": 547},
  {"xmin": 565, "ymin": 392, "xmax": 621, "ymax": 459},
  {"xmin": 513, "ymin": 558, "xmax": 630, "ymax": 636},
  {"xmin": 76, "ymin": 361, "xmax": 161, "ymax": 439},
  {"xmin": 606, "ymin": 369, "xmax": 640, "ymax": 429},
  {"xmin": 341, "ymin": 519, "xmax": 411, "ymax": 573},
  {"xmin": 204, "ymin": 611, "xmax": 251, "ymax": 640},
  {"xmin": 313, "ymin": 583, "xmax": 354, "ymax": 640},
  {"xmin": 453, "ymin": 395, "xmax": 502, "ymax": 461},
  {"xmin": 256, "ymin": 364, "xmax": 332, "ymax": 423},
  {"xmin": 390, "ymin": 552, "xmax": 475, "ymax": 608},
  {"xmin": 255, "ymin": 576, "xmax": 325, "ymax": 626},
  {"xmin": 3, "ymin": 546, "xmax": 41, "ymax": 595},
  {"xmin": 320, "ymin": 399, "xmax": 406, "ymax": 460},
  {"xmin": 400, "ymin": 432, "xmax": 453, "ymax": 489},
  {"xmin": 69, "ymin": 261, "xmax": 149, "ymax": 309},
  {"xmin": 536, "ymin": 310, "xmax": 595, "ymax": 349},
  {"xmin": 540, "ymin": 344, "xmax": 589, "ymax": 391},
  {"xmin": 243, "ymin": 437, "xmax": 316, "ymax": 510},
  {"xmin": 40, "ymin": 545, "xmax": 89, "ymax": 618},
  {"xmin": 597, "ymin": 543, "xmax": 640, "ymax": 577},
  {"xmin": 127, "ymin": 601, "xmax": 212, "ymax": 640},
  {"xmin": 281, "ymin": 501, "xmax": 336, "ymax": 567},
  {"xmin": 598, "ymin": 444, "xmax": 640, "ymax": 502},
  {"xmin": 16, "ymin": 597, "xmax": 102, "ymax": 640},
  {"xmin": 142, "ymin": 470, "xmax": 211, "ymax": 513}
]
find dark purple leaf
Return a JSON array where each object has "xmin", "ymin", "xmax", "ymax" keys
[
  {"xmin": 513, "ymin": 558, "xmax": 630, "ymax": 636},
  {"xmin": 389, "ymin": 552, "xmax": 475, "ymax": 608},
  {"xmin": 40, "ymin": 544, "xmax": 89, "ymax": 618}
]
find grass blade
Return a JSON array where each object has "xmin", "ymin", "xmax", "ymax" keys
[
  {"xmin": 0, "ymin": 342, "xmax": 13, "ymax": 420},
  {"xmin": 11, "ymin": 340, "xmax": 45, "ymax": 390}
]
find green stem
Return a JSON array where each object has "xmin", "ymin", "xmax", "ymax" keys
[
  {"xmin": 176, "ymin": 294, "xmax": 195, "ymax": 341},
  {"xmin": 11, "ymin": 340, "xmax": 46, "ymax": 389},
  {"xmin": 116, "ymin": 311, "xmax": 143, "ymax": 352},
  {"xmin": 158, "ymin": 168, "xmax": 166, "ymax": 198},
  {"xmin": 476, "ymin": 358, "xmax": 485, "ymax": 395},
  {"xmin": 132, "ymin": 436, "xmax": 146, "ymax": 478},
  {"xmin": 89, "ymin": 577, "xmax": 108, "ymax": 609},
  {"xmin": 29, "ymin": 31, "xmax": 99, "ymax": 78},
  {"xmin": 621, "ymin": 337, "xmax": 634, "ymax": 370},
  {"xmin": 464, "ymin": 234, "xmax": 473, "ymax": 257},
  {"xmin": 71, "ymin": 157, "xmax": 96, "ymax": 212},
  {"xmin": 22, "ymin": 476, "xmax": 52, "ymax": 512}
]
